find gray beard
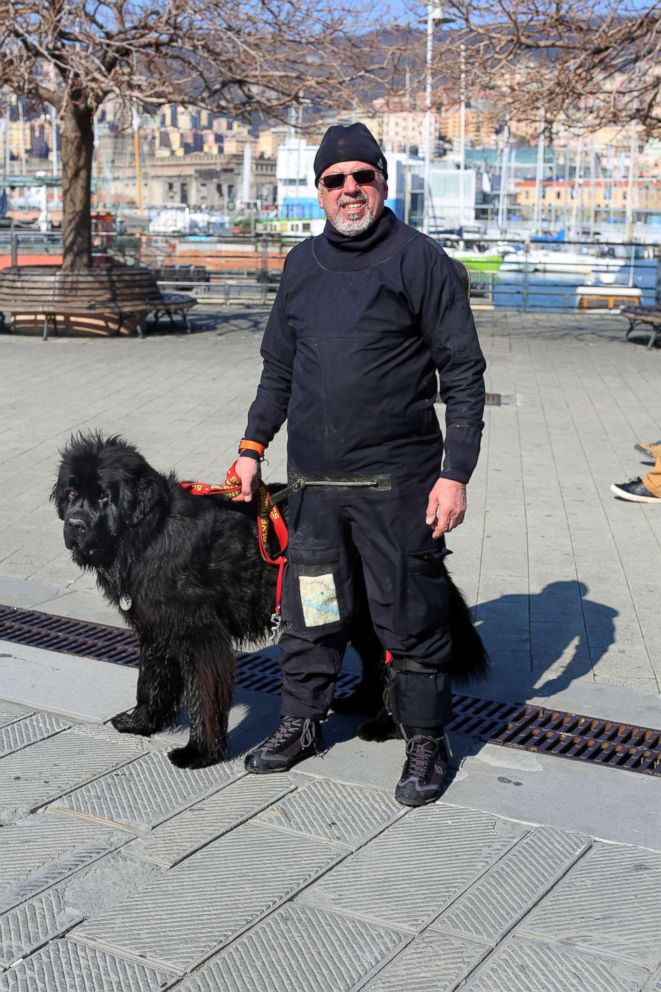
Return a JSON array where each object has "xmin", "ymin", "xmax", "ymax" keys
[{"xmin": 331, "ymin": 200, "xmax": 375, "ymax": 236}]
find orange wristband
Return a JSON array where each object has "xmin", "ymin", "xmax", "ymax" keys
[{"xmin": 238, "ymin": 439, "xmax": 266, "ymax": 458}]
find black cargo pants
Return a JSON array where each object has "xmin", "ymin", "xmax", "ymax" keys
[{"xmin": 278, "ymin": 472, "xmax": 454, "ymax": 731}]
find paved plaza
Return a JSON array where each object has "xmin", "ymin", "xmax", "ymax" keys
[{"xmin": 0, "ymin": 306, "xmax": 660, "ymax": 990}]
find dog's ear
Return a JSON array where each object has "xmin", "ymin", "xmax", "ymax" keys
[{"xmin": 118, "ymin": 465, "xmax": 168, "ymax": 527}]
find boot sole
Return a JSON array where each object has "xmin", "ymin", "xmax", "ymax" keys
[{"xmin": 610, "ymin": 484, "xmax": 660, "ymax": 504}]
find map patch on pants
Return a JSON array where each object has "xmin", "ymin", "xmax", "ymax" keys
[{"xmin": 300, "ymin": 573, "xmax": 340, "ymax": 627}]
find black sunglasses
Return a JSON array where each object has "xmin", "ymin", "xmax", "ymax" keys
[{"xmin": 318, "ymin": 168, "xmax": 378, "ymax": 190}]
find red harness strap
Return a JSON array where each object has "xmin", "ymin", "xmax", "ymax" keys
[{"xmin": 181, "ymin": 462, "xmax": 288, "ymax": 620}]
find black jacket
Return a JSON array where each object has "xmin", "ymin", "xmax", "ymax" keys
[{"xmin": 245, "ymin": 208, "xmax": 486, "ymax": 484}]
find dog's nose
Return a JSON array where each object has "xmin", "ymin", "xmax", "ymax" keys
[{"xmin": 65, "ymin": 517, "xmax": 87, "ymax": 532}]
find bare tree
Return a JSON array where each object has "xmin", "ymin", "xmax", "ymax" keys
[
  {"xmin": 425, "ymin": 0, "xmax": 661, "ymax": 136},
  {"xmin": 0, "ymin": 0, "xmax": 401, "ymax": 269}
]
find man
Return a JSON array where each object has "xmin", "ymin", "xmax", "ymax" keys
[{"xmin": 232, "ymin": 122, "xmax": 486, "ymax": 806}]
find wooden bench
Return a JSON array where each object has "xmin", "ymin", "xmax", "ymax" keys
[
  {"xmin": 620, "ymin": 305, "xmax": 661, "ymax": 350},
  {"xmin": 0, "ymin": 264, "xmax": 196, "ymax": 340}
]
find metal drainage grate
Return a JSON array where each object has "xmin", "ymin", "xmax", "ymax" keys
[
  {"xmin": 0, "ymin": 604, "xmax": 658, "ymax": 776},
  {"xmin": 0, "ymin": 604, "xmax": 359, "ymax": 695}
]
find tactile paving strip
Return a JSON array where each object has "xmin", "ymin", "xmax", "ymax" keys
[
  {"xmin": 0, "ymin": 701, "xmax": 33, "ymax": 728},
  {"xmin": 128, "ymin": 775, "xmax": 296, "ymax": 867},
  {"xmin": 0, "ymin": 813, "xmax": 128, "ymax": 913},
  {"xmin": 432, "ymin": 825, "xmax": 590, "ymax": 944},
  {"xmin": 0, "ymin": 888, "xmax": 82, "ymax": 967},
  {"xmin": 254, "ymin": 778, "xmax": 403, "ymax": 847},
  {"xmin": 0, "ymin": 728, "xmax": 143, "ymax": 822},
  {"xmin": 51, "ymin": 751, "xmax": 239, "ymax": 831},
  {"xmin": 174, "ymin": 903, "xmax": 406, "ymax": 992},
  {"xmin": 0, "ymin": 712, "xmax": 71, "ymax": 758},
  {"xmin": 297, "ymin": 804, "xmax": 525, "ymax": 932},
  {"xmin": 71, "ymin": 821, "xmax": 346, "ymax": 973},
  {"xmin": 363, "ymin": 930, "xmax": 488, "ymax": 992},
  {"xmin": 461, "ymin": 935, "xmax": 649, "ymax": 992},
  {"xmin": 0, "ymin": 940, "xmax": 175, "ymax": 991},
  {"xmin": 517, "ymin": 842, "xmax": 661, "ymax": 969}
]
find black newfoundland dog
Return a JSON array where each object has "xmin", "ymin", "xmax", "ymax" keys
[{"xmin": 52, "ymin": 432, "xmax": 488, "ymax": 768}]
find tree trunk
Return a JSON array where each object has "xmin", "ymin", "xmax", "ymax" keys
[{"xmin": 60, "ymin": 103, "xmax": 94, "ymax": 271}]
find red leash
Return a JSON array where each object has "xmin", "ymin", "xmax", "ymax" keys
[{"xmin": 181, "ymin": 462, "xmax": 288, "ymax": 628}]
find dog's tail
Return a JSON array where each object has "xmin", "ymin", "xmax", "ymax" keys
[{"xmin": 446, "ymin": 575, "xmax": 490, "ymax": 685}]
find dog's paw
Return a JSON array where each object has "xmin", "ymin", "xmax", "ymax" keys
[
  {"xmin": 110, "ymin": 710, "xmax": 155, "ymax": 736},
  {"xmin": 357, "ymin": 708, "xmax": 399, "ymax": 742},
  {"xmin": 167, "ymin": 744, "xmax": 218, "ymax": 769}
]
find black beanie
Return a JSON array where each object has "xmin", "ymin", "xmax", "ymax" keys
[{"xmin": 314, "ymin": 122, "xmax": 387, "ymax": 185}]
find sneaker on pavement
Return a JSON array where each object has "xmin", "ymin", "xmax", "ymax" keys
[
  {"xmin": 244, "ymin": 716, "xmax": 323, "ymax": 773},
  {"xmin": 610, "ymin": 479, "xmax": 661, "ymax": 504},
  {"xmin": 395, "ymin": 732, "xmax": 450, "ymax": 807}
]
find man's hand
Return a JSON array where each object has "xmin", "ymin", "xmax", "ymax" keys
[
  {"xmin": 232, "ymin": 455, "xmax": 260, "ymax": 502},
  {"xmin": 425, "ymin": 478, "xmax": 466, "ymax": 538}
]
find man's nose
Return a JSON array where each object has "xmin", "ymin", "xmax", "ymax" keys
[{"xmin": 343, "ymin": 175, "xmax": 361, "ymax": 194}]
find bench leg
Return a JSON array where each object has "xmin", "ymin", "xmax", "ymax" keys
[
  {"xmin": 136, "ymin": 318, "xmax": 145, "ymax": 339},
  {"xmin": 647, "ymin": 328, "xmax": 660, "ymax": 350},
  {"xmin": 183, "ymin": 310, "xmax": 191, "ymax": 334},
  {"xmin": 43, "ymin": 314, "xmax": 50, "ymax": 342}
]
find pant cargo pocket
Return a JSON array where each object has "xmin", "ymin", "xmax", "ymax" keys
[{"xmin": 284, "ymin": 546, "xmax": 353, "ymax": 633}]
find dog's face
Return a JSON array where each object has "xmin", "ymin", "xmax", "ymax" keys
[{"xmin": 52, "ymin": 433, "xmax": 166, "ymax": 568}]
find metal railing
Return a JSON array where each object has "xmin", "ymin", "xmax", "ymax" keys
[{"xmin": 1, "ymin": 228, "xmax": 659, "ymax": 313}]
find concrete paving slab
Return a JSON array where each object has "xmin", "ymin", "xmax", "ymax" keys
[
  {"xmin": 0, "ymin": 727, "xmax": 143, "ymax": 822},
  {"xmin": 0, "ymin": 888, "xmax": 82, "ymax": 968},
  {"xmin": 70, "ymin": 821, "xmax": 347, "ymax": 973},
  {"xmin": 296, "ymin": 805, "xmax": 524, "ymax": 932},
  {"xmin": 126, "ymin": 775, "xmax": 297, "ymax": 867},
  {"xmin": 362, "ymin": 930, "xmax": 488, "ymax": 992},
  {"xmin": 174, "ymin": 904, "xmax": 406, "ymax": 992},
  {"xmin": 50, "ymin": 750, "xmax": 240, "ymax": 831},
  {"xmin": 0, "ymin": 941, "xmax": 175, "ymax": 991},
  {"xmin": 517, "ymin": 842, "xmax": 661, "ymax": 970},
  {"xmin": 253, "ymin": 777, "xmax": 404, "ymax": 848},
  {"xmin": 0, "ymin": 712, "xmax": 70, "ymax": 758},
  {"xmin": 431, "ymin": 824, "xmax": 590, "ymax": 944},
  {"xmin": 0, "ymin": 641, "xmax": 137, "ymax": 721},
  {"xmin": 0, "ymin": 812, "xmax": 128, "ymax": 913},
  {"xmin": 461, "ymin": 934, "xmax": 650, "ymax": 992},
  {"xmin": 0, "ymin": 700, "xmax": 33, "ymax": 726}
]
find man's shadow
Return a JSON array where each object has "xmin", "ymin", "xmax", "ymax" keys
[{"xmin": 473, "ymin": 580, "xmax": 618, "ymax": 700}]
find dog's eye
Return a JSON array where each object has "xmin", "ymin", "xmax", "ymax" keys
[
  {"xmin": 98, "ymin": 493, "xmax": 109, "ymax": 506},
  {"xmin": 67, "ymin": 489, "xmax": 77, "ymax": 500}
]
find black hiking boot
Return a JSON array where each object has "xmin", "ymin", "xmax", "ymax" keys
[
  {"xmin": 244, "ymin": 716, "xmax": 323, "ymax": 774},
  {"xmin": 395, "ymin": 731, "xmax": 450, "ymax": 807}
]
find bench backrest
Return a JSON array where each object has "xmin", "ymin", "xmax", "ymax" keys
[{"xmin": 0, "ymin": 264, "xmax": 163, "ymax": 311}]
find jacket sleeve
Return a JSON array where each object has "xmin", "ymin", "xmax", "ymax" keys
[
  {"xmin": 243, "ymin": 260, "xmax": 297, "ymax": 446},
  {"xmin": 411, "ymin": 241, "xmax": 486, "ymax": 484}
]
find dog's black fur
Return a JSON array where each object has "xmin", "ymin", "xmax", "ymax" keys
[{"xmin": 52, "ymin": 432, "xmax": 488, "ymax": 767}]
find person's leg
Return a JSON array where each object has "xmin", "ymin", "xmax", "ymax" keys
[
  {"xmin": 611, "ymin": 447, "xmax": 661, "ymax": 504},
  {"xmin": 643, "ymin": 454, "xmax": 661, "ymax": 498},
  {"xmin": 245, "ymin": 489, "xmax": 354, "ymax": 772},
  {"xmin": 345, "ymin": 477, "xmax": 453, "ymax": 805}
]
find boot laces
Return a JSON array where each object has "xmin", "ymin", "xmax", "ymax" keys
[
  {"xmin": 405, "ymin": 736, "xmax": 439, "ymax": 779},
  {"xmin": 267, "ymin": 716, "xmax": 315, "ymax": 750}
]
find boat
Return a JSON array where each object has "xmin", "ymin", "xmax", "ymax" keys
[{"xmin": 498, "ymin": 248, "xmax": 623, "ymax": 285}]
